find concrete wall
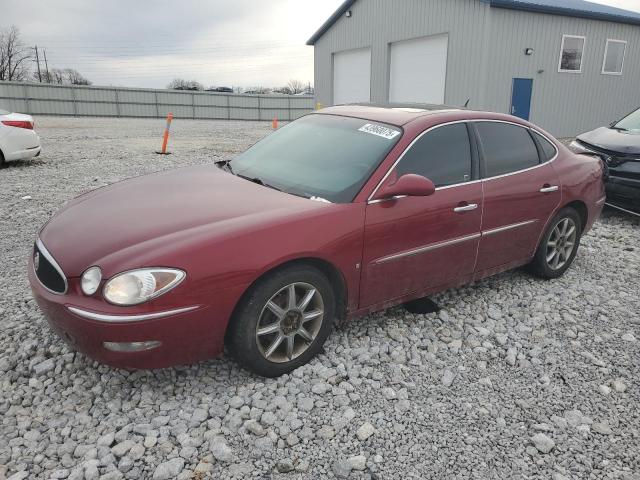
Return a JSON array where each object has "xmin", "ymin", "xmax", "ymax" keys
[
  {"xmin": 0, "ymin": 82, "xmax": 315, "ymax": 121},
  {"xmin": 312, "ymin": 0, "xmax": 640, "ymax": 137}
]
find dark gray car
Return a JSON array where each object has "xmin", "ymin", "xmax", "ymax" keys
[{"xmin": 570, "ymin": 108, "xmax": 640, "ymax": 214}]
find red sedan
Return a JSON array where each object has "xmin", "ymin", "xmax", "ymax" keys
[{"xmin": 29, "ymin": 106, "xmax": 606, "ymax": 377}]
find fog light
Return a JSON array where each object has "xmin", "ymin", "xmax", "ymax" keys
[{"xmin": 103, "ymin": 341, "xmax": 161, "ymax": 352}]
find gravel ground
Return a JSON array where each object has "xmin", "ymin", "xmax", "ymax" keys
[{"xmin": 1, "ymin": 117, "xmax": 639, "ymax": 480}]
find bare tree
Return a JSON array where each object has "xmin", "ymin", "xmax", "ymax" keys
[
  {"xmin": 40, "ymin": 67, "xmax": 91, "ymax": 85},
  {"xmin": 286, "ymin": 79, "xmax": 305, "ymax": 95},
  {"xmin": 0, "ymin": 25, "xmax": 33, "ymax": 81},
  {"xmin": 64, "ymin": 68, "xmax": 91, "ymax": 85},
  {"xmin": 167, "ymin": 78, "xmax": 203, "ymax": 91}
]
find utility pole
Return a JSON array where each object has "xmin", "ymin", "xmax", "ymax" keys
[
  {"xmin": 43, "ymin": 49, "xmax": 50, "ymax": 83},
  {"xmin": 34, "ymin": 46, "xmax": 42, "ymax": 82}
]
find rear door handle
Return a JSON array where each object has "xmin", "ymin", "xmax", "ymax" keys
[
  {"xmin": 454, "ymin": 203, "xmax": 478, "ymax": 213},
  {"xmin": 540, "ymin": 185, "xmax": 559, "ymax": 193}
]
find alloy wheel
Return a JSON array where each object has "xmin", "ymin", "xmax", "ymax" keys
[
  {"xmin": 255, "ymin": 282, "xmax": 324, "ymax": 363},
  {"xmin": 545, "ymin": 217, "xmax": 577, "ymax": 270}
]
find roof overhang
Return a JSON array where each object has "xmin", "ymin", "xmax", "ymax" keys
[
  {"xmin": 307, "ymin": 0, "xmax": 640, "ymax": 46},
  {"xmin": 486, "ymin": 0, "xmax": 640, "ymax": 27},
  {"xmin": 306, "ymin": 0, "xmax": 356, "ymax": 45}
]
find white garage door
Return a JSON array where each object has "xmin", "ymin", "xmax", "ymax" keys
[
  {"xmin": 389, "ymin": 34, "xmax": 448, "ymax": 104},
  {"xmin": 333, "ymin": 48, "xmax": 371, "ymax": 105}
]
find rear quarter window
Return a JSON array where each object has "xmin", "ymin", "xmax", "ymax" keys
[
  {"xmin": 476, "ymin": 122, "xmax": 540, "ymax": 177},
  {"xmin": 532, "ymin": 131, "xmax": 558, "ymax": 162}
]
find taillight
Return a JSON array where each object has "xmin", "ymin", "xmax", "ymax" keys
[{"xmin": 2, "ymin": 120, "xmax": 33, "ymax": 130}]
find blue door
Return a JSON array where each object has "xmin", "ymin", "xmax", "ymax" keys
[{"xmin": 510, "ymin": 78, "xmax": 533, "ymax": 121}]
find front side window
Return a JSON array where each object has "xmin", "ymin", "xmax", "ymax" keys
[
  {"xmin": 602, "ymin": 39, "xmax": 626, "ymax": 75},
  {"xmin": 231, "ymin": 114, "xmax": 402, "ymax": 203},
  {"xmin": 559, "ymin": 35, "xmax": 586, "ymax": 73},
  {"xmin": 476, "ymin": 122, "xmax": 539, "ymax": 178},
  {"xmin": 395, "ymin": 123, "xmax": 472, "ymax": 187}
]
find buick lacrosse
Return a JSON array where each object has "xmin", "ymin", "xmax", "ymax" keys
[{"xmin": 29, "ymin": 105, "xmax": 606, "ymax": 377}]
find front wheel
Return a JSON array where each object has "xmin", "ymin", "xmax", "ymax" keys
[
  {"xmin": 528, "ymin": 207, "xmax": 582, "ymax": 279},
  {"xmin": 227, "ymin": 265, "xmax": 335, "ymax": 377}
]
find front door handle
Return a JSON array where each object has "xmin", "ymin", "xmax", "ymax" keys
[
  {"xmin": 540, "ymin": 185, "xmax": 559, "ymax": 193},
  {"xmin": 454, "ymin": 203, "xmax": 478, "ymax": 213}
]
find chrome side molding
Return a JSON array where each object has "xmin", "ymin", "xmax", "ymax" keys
[
  {"xmin": 481, "ymin": 219, "xmax": 538, "ymax": 237},
  {"xmin": 372, "ymin": 233, "xmax": 481, "ymax": 265}
]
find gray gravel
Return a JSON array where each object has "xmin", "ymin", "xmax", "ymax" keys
[{"xmin": 1, "ymin": 116, "xmax": 640, "ymax": 479}]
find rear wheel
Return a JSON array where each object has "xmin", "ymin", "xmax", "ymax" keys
[
  {"xmin": 227, "ymin": 265, "xmax": 335, "ymax": 377},
  {"xmin": 0, "ymin": 149, "xmax": 5, "ymax": 168},
  {"xmin": 528, "ymin": 207, "xmax": 582, "ymax": 279}
]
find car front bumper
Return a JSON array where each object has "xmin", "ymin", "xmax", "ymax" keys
[
  {"xmin": 28, "ymin": 258, "xmax": 231, "ymax": 369},
  {"xmin": 606, "ymin": 174, "xmax": 640, "ymax": 213}
]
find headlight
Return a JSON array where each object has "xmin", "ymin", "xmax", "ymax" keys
[
  {"xmin": 81, "ymin": 266, "xmax": 102, "ymax": 295},
  {"xmin": 569, "ymin": 140, "xmax": 601, "ymax": 157},
  {"xmin": 103, "ymin": 268, "xmax": 185, "ymax": 306}
]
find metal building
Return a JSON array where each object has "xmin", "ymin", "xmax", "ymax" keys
[{"xmin": 307, "ymin": 0, "xmax": 640, "ymax": 137}]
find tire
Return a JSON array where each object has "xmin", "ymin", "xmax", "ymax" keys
[
  {"xmin": 227, "ymin": 265, "xmax": 335, "ymax": 377},
  {"xmin": 528, "ymin": 207, "xmax": 582, "ymax": 279},
  {"xmin": 0, "ymin": 149, "xmax": 5, "ymax": 168}
]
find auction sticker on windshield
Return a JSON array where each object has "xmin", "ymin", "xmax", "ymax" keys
[{"xmin": 358, "ymin": 123, "xmax": 401, "ymax": 140}]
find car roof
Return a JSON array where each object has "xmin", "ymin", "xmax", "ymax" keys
[
  {"xmin": 314, "ymin": 103, "xmax": 522, "ymax": 128},
  {"xmin": 315, "ymin": 104, "xmax": 465, "ymax": 126}
]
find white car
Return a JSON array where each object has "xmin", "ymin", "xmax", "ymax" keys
[{"xmin": 0, "ymin": 109, "xmax": 41, "ymax": 167}]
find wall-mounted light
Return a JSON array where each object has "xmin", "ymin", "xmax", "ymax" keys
[
  {"xmin": 525, "ymin": 48, "xmax": 534, "ymax": 56},
  {"xmin": 346, "ymin": 10, "xmax": 352, "ymax": 17}
]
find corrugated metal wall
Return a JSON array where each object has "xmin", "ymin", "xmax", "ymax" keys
[
  {"xmin": 313, "ymin": 0, "xmax": 491, "ymax": 109},
  {"xmin": 485, "ymin": 7, "xmax": 640, "ymax": 137},
  {"xmin": 313, "ymin": 0, "xmax": 640, "ymax": 137},
  {"xmin": 0, "ymin": 82, "xmax": 315, "ymax": 121}
]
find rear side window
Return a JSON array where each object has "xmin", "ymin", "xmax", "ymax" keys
[
  {"xmin": 476, "ymin": 122, "xmax": 539, "ymax": 177},
  {"xmin": 395, "ymin": 123, "xmax": 472, "ymax": 187},
  {"xmin": 532, "ymin": 131, "xmax": 557, "ymax": 162}
]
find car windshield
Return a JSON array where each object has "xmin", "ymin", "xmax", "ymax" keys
[
  {"xmin": 0, "ymin": 109, "xmax": 10, "ymax": 115},
  {"xmin": 614, "ymin": 108, "xmax": 640, "ymax": 133},
  {"xmin": 231, "ymin": 114, "xmax": 402, "ymax": 203}
]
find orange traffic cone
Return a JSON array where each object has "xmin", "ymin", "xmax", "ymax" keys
[{"xmin": 272, "ymin": 116, "xmax": 278, "ymax": 130}]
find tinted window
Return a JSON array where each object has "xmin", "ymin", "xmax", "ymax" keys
[
  {"xmin": 395, "ymin": 124, "xmax": 472, "ymax": 187},
  {"xmin": 532, "ymin": 131, "xmax": 557, "ymax": 162},
  {"xmin": 476, "ymin": 122, "xmax": 539, "ymax": 177},
  {"xmin": 232, "ymin": 115, "xmax": 402, "ymax": 203}
]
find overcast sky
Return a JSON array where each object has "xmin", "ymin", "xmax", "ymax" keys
[{"xmin": 2, "ymin": 0, "xmax": 639, "ymax": 89}]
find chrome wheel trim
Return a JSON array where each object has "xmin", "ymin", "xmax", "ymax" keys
[
  {"xmin": 256, "ymin": 282, "xmax": 324, "ymax": 363},
  {"xmin": 545, "ymin": 217, "xmax": 577, "ymax": 270}
]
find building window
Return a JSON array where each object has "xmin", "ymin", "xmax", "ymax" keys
[
  {"xmin": 602, "ymin": 39, "xmax": 627, "ymax": 75},
  {"xmin": 558, "ymin": 35, "xmax": 586, "ymax": 73}
]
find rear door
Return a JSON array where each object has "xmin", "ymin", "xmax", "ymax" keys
[
  {"xmin": 360, "ymin": 122, "xmax": 482, "ymax": 308},
  {"xmin": 473, "ymin": 121, "xmax": 561, "ymax": 272}
]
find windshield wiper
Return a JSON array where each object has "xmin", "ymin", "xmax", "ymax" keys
[
  {"xmin": 236, "ymin": 174, "xmax": 285, "ymax": 193},
  {"xmin": 214, "ymin": 159, "xmax": 234, "ymax": 174},
  {"xmin": 610, "ymin": 125, "xmax": 628, "ymax": 132}
]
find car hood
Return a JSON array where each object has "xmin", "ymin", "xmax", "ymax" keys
[
  {"xmin": 577, "ymin": 127, "xmax": 640, "ymax": 155},
  {"xmin": 39, "ymin": 164, "xmax": 329, "ymax": 277}
]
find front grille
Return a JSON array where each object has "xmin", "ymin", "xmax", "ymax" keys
[{"xmin": 34, "ymin": 241, "xmax": 67, "ymax": 294}]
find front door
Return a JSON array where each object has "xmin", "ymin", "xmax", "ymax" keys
[
  {"xmin": 360, "ymin": 122, "xmax": 482, "ymax": 308},
  {"xmin": 473, "ymin": 121, "xmax": 561, "ymax": 272},
  {"xmin": 511, "ymin": 78, "xmax": 533, "ymax": 121}
]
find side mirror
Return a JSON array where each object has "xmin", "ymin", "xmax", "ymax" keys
[{"xmin": 371, "ymin": 174, "xmax": 436, "ymax": 201}]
